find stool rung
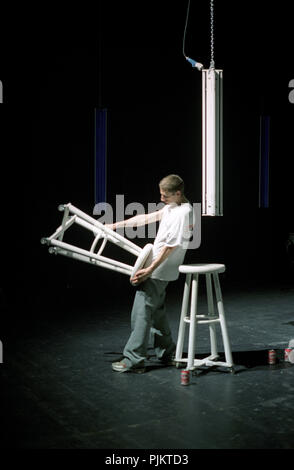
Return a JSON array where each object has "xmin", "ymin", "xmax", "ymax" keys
[
  {"xmin": 176, "ymin": 357, "xmax": 233, "ymax": 370},
  {"xmin": 198, "ymin": 319, "xmax": 220, "ymax": 324},
  {"xmin": 184, "ymin": 315, "xmax": 219, "ymax": 324},
  {"xmin": 193, "ymin": 359, "xmax": 233, "ymax": 369}
]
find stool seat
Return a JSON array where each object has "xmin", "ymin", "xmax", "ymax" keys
[
  {"xmin": 175, "ymin": 263, "xmax": 234, "ymax": 373},
  {"xmin": 179, "ymin": 263, "xmax": 225, "ymax": 274}
]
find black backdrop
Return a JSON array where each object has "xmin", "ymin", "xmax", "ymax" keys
[{"xmin": 0, "ymin": 1, "xmax": 294, "ymax": 308}]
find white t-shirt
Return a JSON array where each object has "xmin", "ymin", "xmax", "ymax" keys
[{"xmin": 151, "ymin": 202, "xmax": 194, "ymax": 281}]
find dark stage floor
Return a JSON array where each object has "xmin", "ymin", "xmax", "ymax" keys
[{"xmin": 1, "ymin": 279, "xmax": 294, "ymax": 450}]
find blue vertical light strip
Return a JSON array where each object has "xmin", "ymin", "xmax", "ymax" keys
[
  {"xmin": 94, "ymin": 108, "xmax": 107, "ymax": 206},
  {"xmin": 259, "ymin": 115, "xmax": 270, "ymax": 208}
]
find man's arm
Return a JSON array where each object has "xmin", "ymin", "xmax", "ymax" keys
[
  {"xmin": 131, "ymin": 245, "xmax": 177, "ymax": 285},
  {"xmin": 106, "ymin": 207, "xmax": 164, "ymax": 231}
]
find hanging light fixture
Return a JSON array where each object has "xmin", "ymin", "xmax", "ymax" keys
[
  {"xmin": 184, "ymin": 0, "xmax": 223, "ymax": 216},
  {"xmin": 202, "ymin": 0, "xmax": 223, "ymax": 216},
  {"xmin": 202, "ymin": 66, "xmax": 223, "ymax": 216}
]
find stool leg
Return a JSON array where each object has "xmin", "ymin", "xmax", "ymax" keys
[
  {"xmin": 213, "ymin": 273, "xmax": 233, "ymax": 367},
  {"xmin": 206, "ymin": 273, "xmax": 218, "ymax": 358},
  {"xmin": 175, "ymin": 273, "xmax": 192, "ymax": 362},
  {"xmin": 187, "ymin": 274, "xmax": 199, "ymax": 370}
]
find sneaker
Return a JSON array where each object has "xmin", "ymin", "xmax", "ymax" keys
[{"xmin": 111, "ymin": 360, "xmax": 146, "ymax": 374}]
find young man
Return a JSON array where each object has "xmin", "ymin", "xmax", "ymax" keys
[{"xmin": 110, "ymin": 174, "xmax": 194, "ymax": 373}]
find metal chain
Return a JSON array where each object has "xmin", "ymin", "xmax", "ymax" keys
[{"xmin": 210, "ymin": 0, "xmax": 215, "ymax": 69}]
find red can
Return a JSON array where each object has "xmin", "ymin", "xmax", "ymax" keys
[
  {"xmin": 284, "ymin": 348, "xmax": 293, "ymax": 362},
  {"xmin": 268, "ymin": 349, "xmax": 276, "ymax": 365},
  {"xmin": 181, "ymin": 369, "xmax": 190, "ymax": 385}
]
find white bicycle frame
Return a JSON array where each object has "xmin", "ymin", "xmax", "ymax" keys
[{"xmin": 41, "ymin": 203, "xmax": 153, "ymax": 283}]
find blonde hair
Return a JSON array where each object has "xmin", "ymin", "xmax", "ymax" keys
[{"xmin": 159, "ymin": 174, "xmax": 184, "ymax": 194}]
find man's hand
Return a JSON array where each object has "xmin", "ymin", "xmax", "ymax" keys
[
  {"xmin": 130, "ymin": 245, "xmax": 176, "ymax": 286},
  {"xmin": 130, "ymin": 266, "xmax": 153, "ymax": 286}
]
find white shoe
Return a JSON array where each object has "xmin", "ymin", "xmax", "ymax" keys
[{"xmin": 111, "ymin": 360, "xmax": 146, "ymax": 373}]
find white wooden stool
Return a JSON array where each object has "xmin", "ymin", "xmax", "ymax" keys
[{"xmin": 175, "ymin": 264, "xmax": 234, "ymax": 373}]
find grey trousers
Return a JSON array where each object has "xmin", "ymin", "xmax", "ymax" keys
[{"xmin": 123, "ymin": 278, "xmax": 176, "ymax": 368}]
